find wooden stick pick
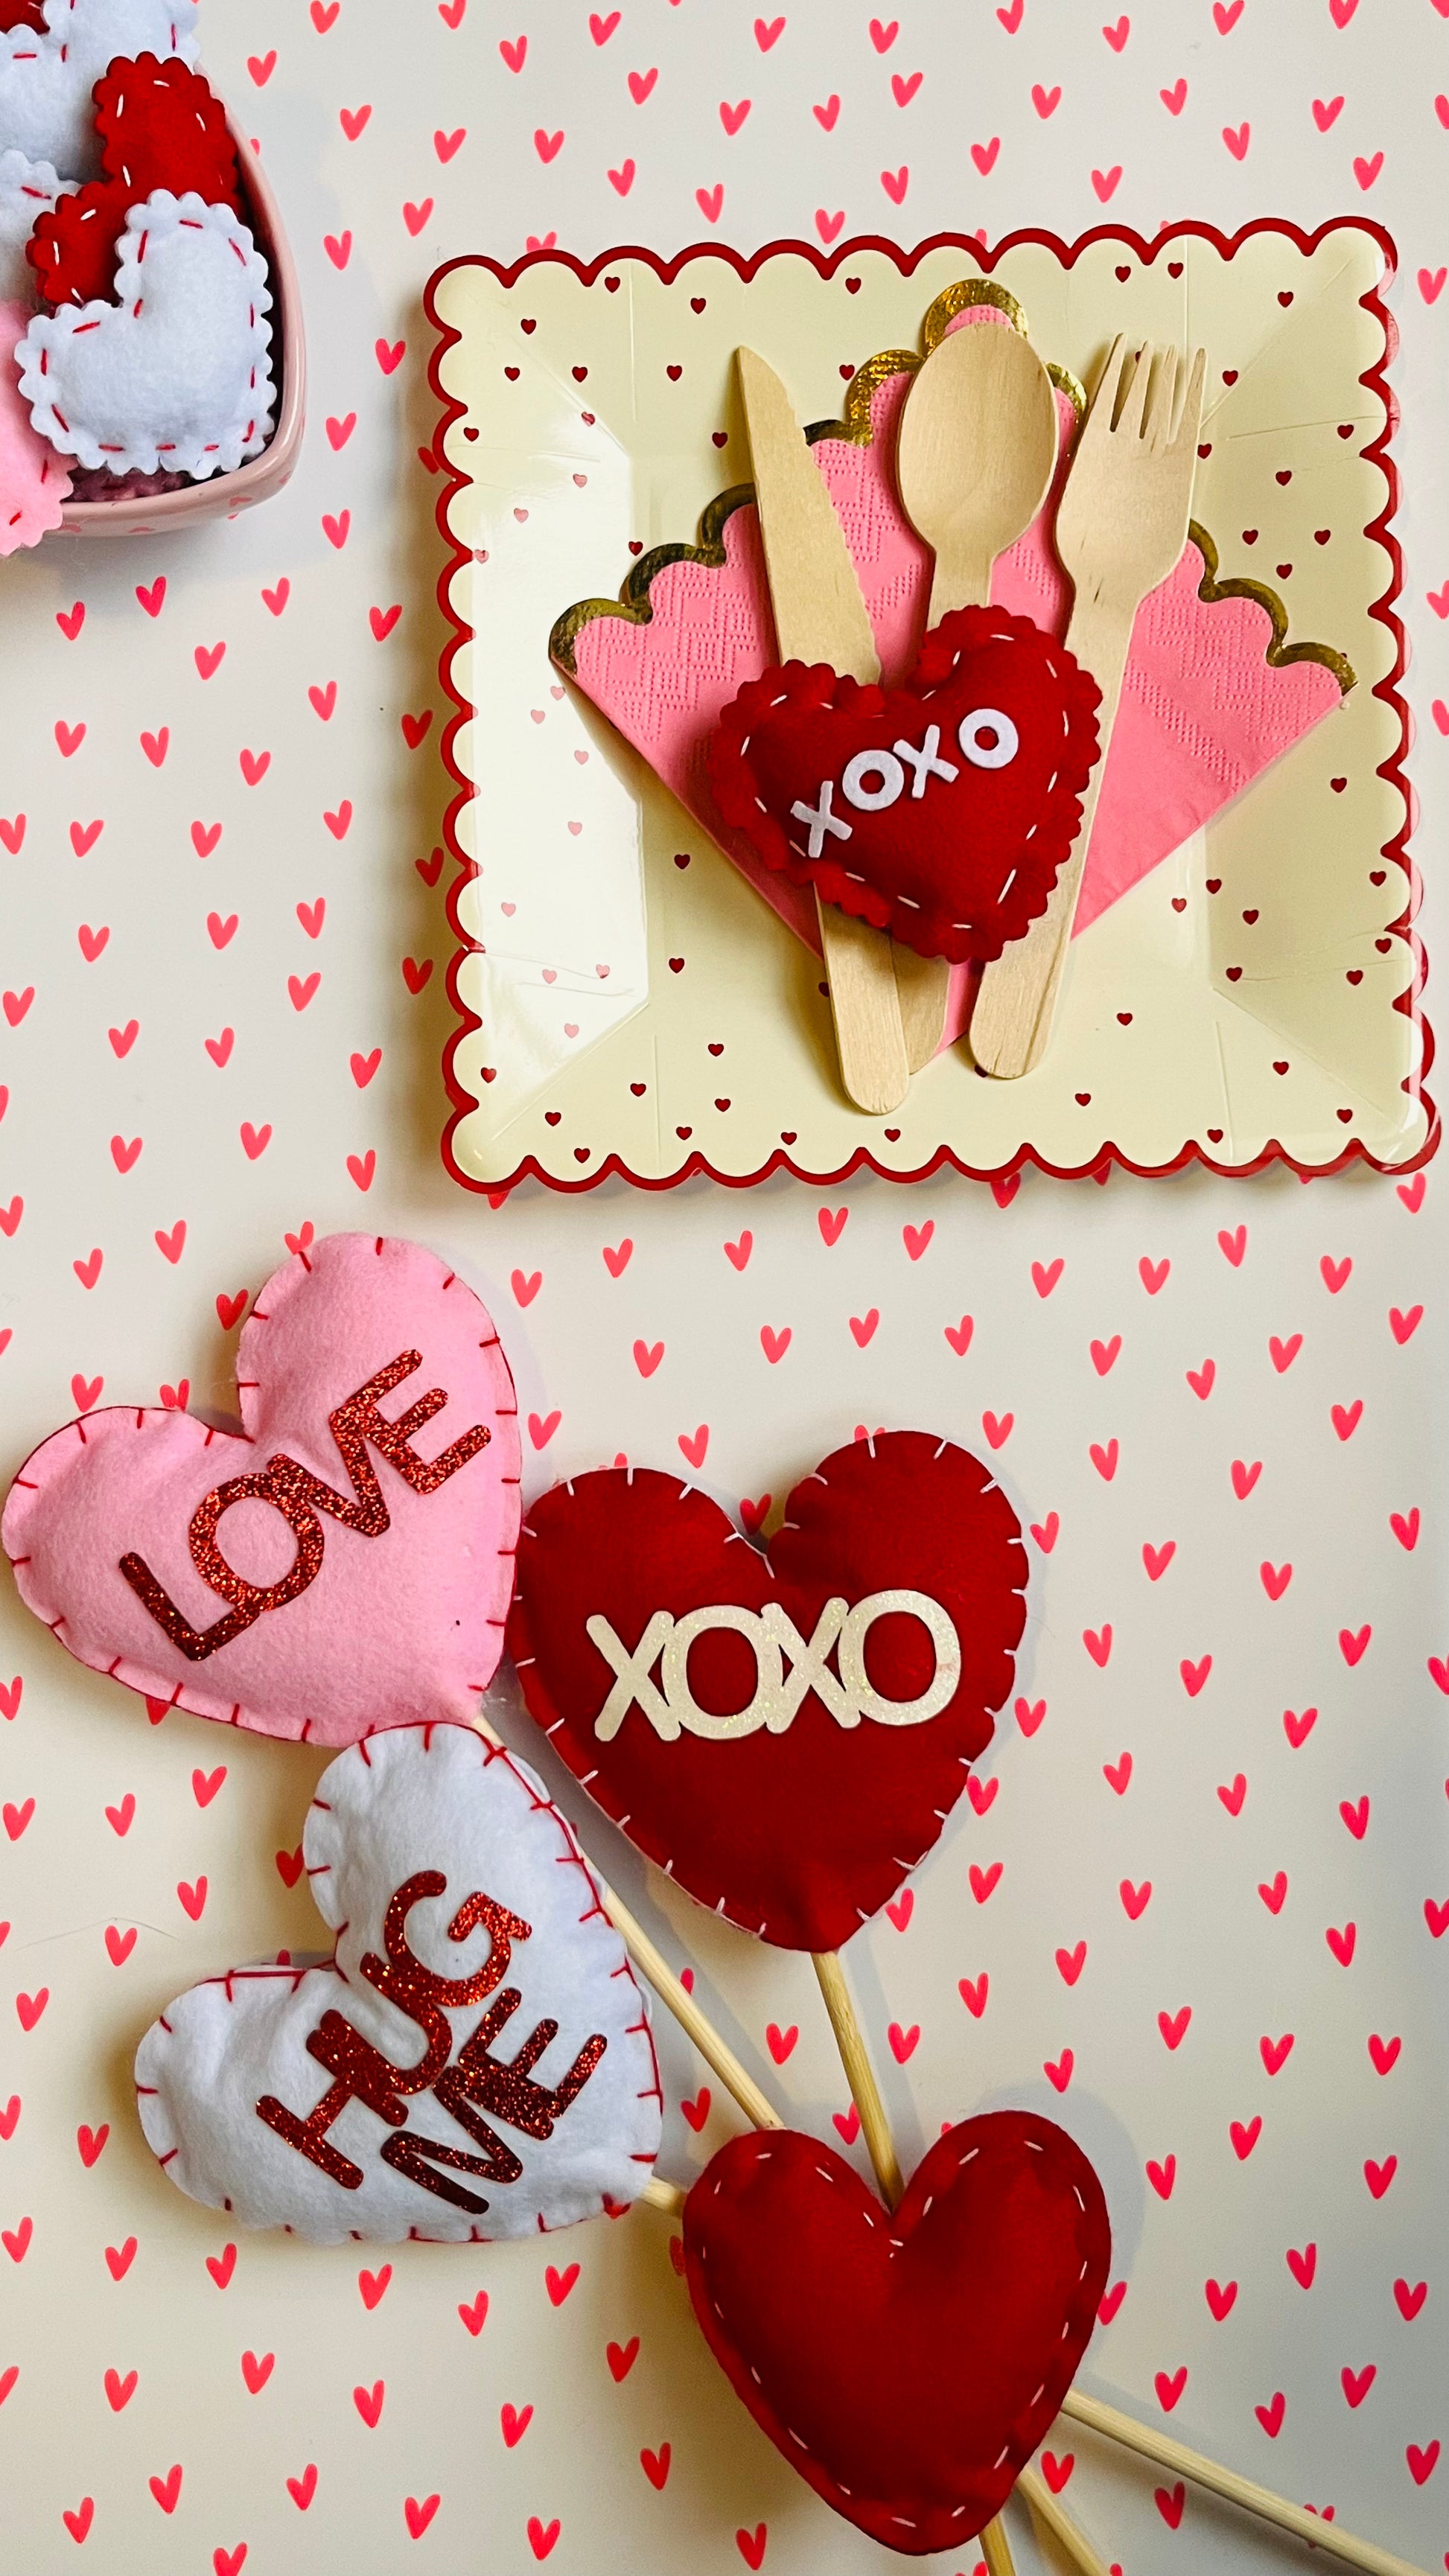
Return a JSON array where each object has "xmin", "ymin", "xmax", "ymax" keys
[
  {"xmin": 810, "ymin": 1952, "xmax": 1026, "ymax": 2572},
  {"xmin": 473, "ymin": 1711, "xmax": 783, "ymax": 2135},
  {"xmin": 811, "ymin": 1948, "xmax": 904, "ymax": 2207},
  {"xmin": 1018, "ymin": 2468, "xmax": 1112, "ymax": 2576},
  {"xmin": 640, "ymin": 2175, "xmax": 687, "ymax": 2219},
  {"xmin": 735, "ymin": 347, "xmax": 912, "ymax": 1118},
  {"xmin": 1060, "ymin": 2390, "xmax": 1432, "ymax": 2576},
  {"xmin": 978, "ymin": 2516, "xmax": 1018, "ymax": 2576}
]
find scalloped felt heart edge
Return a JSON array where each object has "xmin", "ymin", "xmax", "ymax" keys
[
  {"xmin": 707, "ymin": 608, "xmax": 1102, "ymax": 964},
  {"xmin": 16, "ymin": 189, "xmax": 274, "ymax": 476}
]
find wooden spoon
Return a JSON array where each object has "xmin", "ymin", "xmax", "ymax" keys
[
  {"xmin": 891, "ymin": 322, "xmax": 1060, "ymax": 1066},
  {"xmin": 898, "ymin": 319, "xmax": 1060, "ymax": 620}
]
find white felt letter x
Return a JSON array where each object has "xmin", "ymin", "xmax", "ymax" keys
[{"xmin": 789, "ymin": 779, "xmax": 853, "ymax": 858}]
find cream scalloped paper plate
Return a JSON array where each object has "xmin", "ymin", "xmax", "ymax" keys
[{"xmin": 427, "ymin": 223, "xmax": 1427, "ymax": 1193}]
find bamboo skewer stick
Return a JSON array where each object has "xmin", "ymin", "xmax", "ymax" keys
[
  {"xmin": 810, "ymin": 1949, "xmax": 904, "ymax": 2206},
  {"xmin": 640, "ymin": 2175, "xmax": 687, "ymax": 2218},
  {"xmin": 809, "ymin": 1951, "xmax": 1019, "ymax": 2576},
  {"xmin": 473, "ymin": 1711, "xmax": 783, "ymax": 2134},
  {"xmin": 1018, "ymin": 2467, "xmax": 1112, "ymax": 2576},
  {"xmin": 978, "ymin": 2516, "xmax": 1019, "ymax": 2576},
  {"xmin": 480, "ymin": 1729, "xmax": 1417, "ymax": 2573},
  {"xmin": 1060, "ymin": 2391, "xmax": 1433, "ymax": 2576}
]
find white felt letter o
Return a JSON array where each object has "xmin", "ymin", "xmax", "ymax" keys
[
  {"xmin": 957, "ymin": 708, "xmax": 1019, "ymax": 770},
  {"xmin": 842, "ymin": 748, "xmax": 905, "ymax": 811}
]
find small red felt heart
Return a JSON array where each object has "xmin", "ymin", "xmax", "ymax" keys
[
  {"xmin": 707, "ymin": 608, "xmax": 1099, "ymax": 962},
  {"xmin": 508, "ymin": 1433, "xmax": 1026, "ymax": 1951},
  {"xmin": 684, "ymin": 2113, "xmax": 1110, "ymax": 2553},
  {"xmin": 30, "ymin": 55, "xmax": 241, "ymax": 309}
]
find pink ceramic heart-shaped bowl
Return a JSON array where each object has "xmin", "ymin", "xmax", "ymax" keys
[{"xmin": 54, "ymin": 116, "xmax": 304, "ymax": 537}]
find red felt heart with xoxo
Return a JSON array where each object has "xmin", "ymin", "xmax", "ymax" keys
[
  {"xmin": 508, "ymin": 1432, "xmax": 1027, "ymax": 1951},
  {"xmin": 707, "ymin": 606, "xmax": 1101, "ymax": 963},
  {"xmin": 684, "ymin": 2112, "xmax": 1111, "ymax": 2554}
]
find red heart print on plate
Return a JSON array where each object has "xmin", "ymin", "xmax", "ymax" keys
[
  {"xmin": 684, "ymin": 2112, "xmax": 1111, "ymax": 2554},
  {"xmin": 3, "ymin": 1233, "xmax": 521, "ymax": 1747},
  {"xmin": 707, "ymin": 607, "xmax": 1101, "ymax": 963},
  {"xmin": 508, "ymin": 1432, "xmax": 1027, "ymax": 1950}
]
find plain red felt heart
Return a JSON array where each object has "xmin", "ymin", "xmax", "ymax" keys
[
  {"xmin": 684, "ymin": 2113, "xmax": 1111, "ymax": 2554},
  {"xmin": 706, "ymin": 608, "xmax": 1100, "ymax": 963},
  {"xmin": 29, "ymin": 54, "xmax": 241, "ymax": 309},
  {"xmin": 508, "ymin": 1432, "xmax": 1027, "ymax": 1951}
]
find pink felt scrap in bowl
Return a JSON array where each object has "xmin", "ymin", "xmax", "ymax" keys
[
  {"xmin": 0, "ymin": 290, "xmax": 68, "ymax": 546},
  {"xmin": 2, "ymin": 1232, "xmax": 523, "ymax": 1746},
  {"xmin": 563, "ymin": 327, "xmax": 1344, "ymax": 1033}
]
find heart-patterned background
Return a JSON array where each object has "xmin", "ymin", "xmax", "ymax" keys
[{"xmin": 0, "ymin": 2, "xmax": 1446, "ymax": 2572}]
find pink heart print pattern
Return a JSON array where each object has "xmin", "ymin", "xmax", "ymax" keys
[
  {"xmin": 134, "ymin": 1721, "xmax": 663, "ymax": 2242},
  {"xmin": 2, "ymin": 1232, "xmax": 522, "ymax": 1744}
]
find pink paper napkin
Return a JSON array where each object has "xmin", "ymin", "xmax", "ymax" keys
[{"xmin": 564, "ymin": 339, "xmax": 1343, "ymax": 1030}]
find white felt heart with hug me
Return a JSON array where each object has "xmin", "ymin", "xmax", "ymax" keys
[
  {"xmin": 17, "ymin": 189, "xmax": 273, "ymax": 476},
  {"xmin": 135, "ymin": 1723, "xmax": 663, "ymax": 2244}
]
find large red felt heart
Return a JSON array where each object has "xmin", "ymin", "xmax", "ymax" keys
[
  {"xmin": 707, "ymin": 608, "xmax": 1100, "ymax": 963},
  {"xmin": 685, "ymin": 2114, "xmax": 1111, "ymax": 2554},
  {"xmin": 507, "ymin": 1432, "xmax": 1027, "ymax": 1951}
]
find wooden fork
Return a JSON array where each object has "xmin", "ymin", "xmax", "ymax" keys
[{"xmin": 969, "ymin": 337, "xmax": 1207, "ymax": 1080}]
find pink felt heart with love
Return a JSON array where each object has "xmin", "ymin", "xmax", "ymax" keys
[{"xmin": 2, "ymin": 1233, "xmax": 521, "ymax": 1745}]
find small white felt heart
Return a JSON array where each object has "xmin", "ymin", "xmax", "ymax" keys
[
  {"xmin": 135, "ymin": 1724, "xmax": 663, "ymax": 2245},
  {"xmin": 16, "ymin": 189, "xmax": 273, "ymax": 476},
  {"xmin": 0, "ymin": 149, "xmax": 72, "ymax": 302},
  {"xmin": 0, "ymin": 0, "xmax": 199, "ymax": 178}
]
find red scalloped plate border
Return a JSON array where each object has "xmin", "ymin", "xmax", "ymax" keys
[{"xmin": 423, "ymin": 218, "xmax": 1433, "ymax": 1200}]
